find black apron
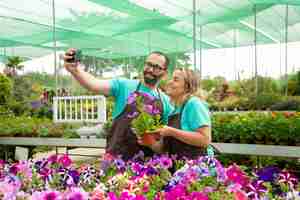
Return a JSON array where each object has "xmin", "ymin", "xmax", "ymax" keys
[
  {"xmin": 106, "ymin": 82, "xmax": 164, "ymax": 161},
  {"xmin": 163, "ymin": 100, "xmax": 206, "ymax": 159}
]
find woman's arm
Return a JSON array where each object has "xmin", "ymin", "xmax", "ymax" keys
[{"xmin": 153, "ymin": 125, "xmax": 211, "ymax": 147}]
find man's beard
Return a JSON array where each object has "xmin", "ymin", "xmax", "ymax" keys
[{"xmin": 143, "ymin": 71, "xmax": 160, "ymax": 86}]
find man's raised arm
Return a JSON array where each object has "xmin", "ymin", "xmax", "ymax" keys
[{"xmin": 64, "ymin": 48, "xmax": 110, "ymax": 96}]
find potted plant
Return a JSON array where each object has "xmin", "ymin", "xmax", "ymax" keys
[{"xmin": 129, "ymin": 93, "xmax": 163, "ymax": 146}]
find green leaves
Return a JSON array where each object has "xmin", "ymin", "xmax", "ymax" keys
[
  {"xmin": 131, "ymin": 112, "xmax": 162, "ymax": 136},
  {"xmin": 212, "ymin": 112, "xmax": 300, "ymax": 146}
]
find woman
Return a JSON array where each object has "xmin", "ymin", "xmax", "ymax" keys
[{"xmin": 138, "ymin": 68, "xmax": 211, "ymax": 159}]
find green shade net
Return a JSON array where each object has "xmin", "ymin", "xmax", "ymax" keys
[{"xmin": 1, "ymin": 0, "xmax": 300, "ymax": 60}]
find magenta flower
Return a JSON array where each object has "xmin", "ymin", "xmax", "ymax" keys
[
  {"xmin": 159, "ymin": 156, "xmax": 173, "ymax": 169},
  {"xmin": 226, "ymin": 164, "xmax": 249, "ymax": 187},
  {"xmin": 65, "ymin": 187, "xmax": 89, "ymax": 200},
  {"xmin": 9, "ymin": 163, "xmax": 20, "ymax": 175},
  {"xmin": 0, "ymin": 160, "xmax": 5, "ymax": 168},
  {"xmin": 189, "ymin": 191, "xmax": 209, "ymax": 200},
  {"xmin": 164, "ymin": 184, "xmax": 187, "ymax": 200},
  {"xmin": 39, "ymin": 167, "xmax": 53, "ymax": 182},
  {"xmin": 58, "ymin": 154, "xmax": 72, "ymax": 168},
  {"xmin": 16, "ymin": 161, "xmax": 32, "ymax": 179},
  {"xmin": 246, "ymin": 180, "xmax": 267, "ymax": 199},
  {"xmin": 48, "ymin": 154, "xmax": 58, "ymax": 164},
  {"xmin": 108, "ymin": 192, "xmax": 118, "ymax": 200},
  {"xmin": 133, "ymin": 195, "xmax": 147, "ymax": 200},
  {"xmin": 41, "ymin": 191, "xmax": 62, "ymax": 200},
  {"xmin": 278, "ymin": 170, "xmax": 298, "ymax": 189}
]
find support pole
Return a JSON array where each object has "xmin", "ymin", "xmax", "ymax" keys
[
  {"xmin": 52, "ymin": 0, "xmax": 58, "ymax": 94},
  {"xmin": 285, "ymin": 4, "xmax": 289, "ymax": 96},
  {"xmin": 234, "ymin": 29, "xmax": 237, "ymax": 81},
  {"xmin": 193, "ymin": 0, "xmax": 197, "ymax": 71},
  {"xmin": 199, "ymin": 25, "xmax": 203, "ymax": 79},
  {"xmin": 254, "ymin": 5, "xmax": 258, "ymax": 97}
]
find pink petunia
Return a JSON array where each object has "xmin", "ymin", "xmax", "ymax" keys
[
  {"xmin": 65, "ymin": 187, "xmax": 89, "ymax": 200},
  {"xmin": 41, "ymin": 191, "xmax": 62, "ymax": 200},
  {"xmin": 58, "ymin": 154, "xmax": 72, "ymax": 168},
  {"xmin": 226, "ymin": 164, "xmax": 249, "ymax": 187},
  {"xmin": 48, "ymin": 154, "xmax": 58, "ymax": 164},
  {"xmin": 234, "ymin": 190, "xmax": 248, "ymax": 200}
]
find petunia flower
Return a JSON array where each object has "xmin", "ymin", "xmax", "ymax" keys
[
  {"xmin": 256, "ymin": 166, "xmax": 280, "ymax": 182},
  {"xmin": 65, "ymin": 187, "xmax": 89, "ymax": 200},
  {"xmin": 40, "ymin": 190, "xmax": 62, "ymax": 200},
  {"xmin": 58, "ymin": 154, "xmax": 72, "ymax": 168},
  {"xmin": 47, "ymin": 154, "xmax": 58, "ymax": 165},
  {"xmin": 226, "ymin": 164, "xmax": 249, "ymax": 187}
]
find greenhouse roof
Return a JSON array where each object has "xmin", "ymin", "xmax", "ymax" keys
[{"xmin": 1, "ymin": 0, "xmax": 300, "ymax": 59}]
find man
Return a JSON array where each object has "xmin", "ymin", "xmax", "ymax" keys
[{"xmin": 64, "ymin": 49, "xmax": 173, "ymax": 160}]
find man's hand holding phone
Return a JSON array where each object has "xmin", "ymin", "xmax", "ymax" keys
[{"xmin": 64, "ymin": 48, "xmax": 82, "ymax": 74}]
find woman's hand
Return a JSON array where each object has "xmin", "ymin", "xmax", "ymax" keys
[
  {"xmin": 136, "ymin": 134, "xmax": 164, "ymax": 153},
  {"xmin": 148, "ymin": 125, "xmax": 174, "ymax": 137}
]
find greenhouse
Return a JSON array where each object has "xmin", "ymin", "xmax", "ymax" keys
[{"xmin": 0, "ymin": 0, "xmax": 300, "ymax": 199}]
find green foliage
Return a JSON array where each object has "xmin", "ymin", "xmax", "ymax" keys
[
  {"xmin": 247, "ymin": 93, "xmax": 282, "ymax": 110},
  {"xmin": 0, "ymin": 116, "xmax": 80, "ymax": 138},
  {"xmin": 31, "ymin": 104, "xmax": 53, "ymax": 119},
  {"xmin": 6, "ymin": 56, "xmax": 23, "ymax": 70},
  {"xmin": 281, "ymin": 70, "xmax": 300, "ymax": 96},
  {"xmin": 132, "ymin": 112, "xmax": 162, "ymax": 136},
  {"xmin": 0, "ymin": 74, "xmax": 12, "ymax": 105},
  {"xmin": 212, "ymin": 112, "xmax": 300, "ymax": 146}
]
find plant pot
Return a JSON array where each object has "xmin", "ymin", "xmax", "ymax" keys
[{"xmin": 141, "ymin": 134, "xmax": 157, "ymax": 146}]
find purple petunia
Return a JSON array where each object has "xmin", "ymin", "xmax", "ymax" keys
[
  {"xmin": 246, "ymin": 180, "xmax": 268, "ymax": 199},
  {"xmin": 67, "ymin": 169, "xmax": 80, "ymax": 185},
  {"xmin": 127, "ymin": 93, "xmax": 138, "ymax": 105},
  {"xmin": 127, "ymin": 111, "xmax": 139, "ymax": 119},
  {"xmin": 114, "ymin": 158, "xmax": 126, "ymax": 171},
  {"xmin": 256, "ymin": 166, "xmax": 280, "ymax": 182},
  {"xmin": 144, "ymin": 104, "xmax": 154, "ymax": 115}
]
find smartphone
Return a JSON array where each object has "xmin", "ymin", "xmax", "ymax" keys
[{"xmin": 66, "ymin": 49, "xmax": 82, "ymax": 63}]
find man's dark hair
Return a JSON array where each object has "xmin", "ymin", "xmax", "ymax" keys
[{"xmin": 150, "ymin": 51, "xmax": 170, "ymax": 68}]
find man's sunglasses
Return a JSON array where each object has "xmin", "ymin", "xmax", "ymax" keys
[{"xmin": 144, "ymin": 61, "xmax": 166, "ymax": 72}]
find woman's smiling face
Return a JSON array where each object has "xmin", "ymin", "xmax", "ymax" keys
[{"xmin": 167, "ymin": 70, "xmax": 186, "ymax": 99}]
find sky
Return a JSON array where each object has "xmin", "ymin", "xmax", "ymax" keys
[{"xmin": 2, "ymin": 41, "xmax": 300, "ymax": 80}]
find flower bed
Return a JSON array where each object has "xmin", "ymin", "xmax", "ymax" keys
[
  {"xmin": 213, "ymin": 112, "xmax": 300, "ymax": 146},
  {"xmin": 0, "ymin": 153, "xmax": 299, "ymax": 200}
]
